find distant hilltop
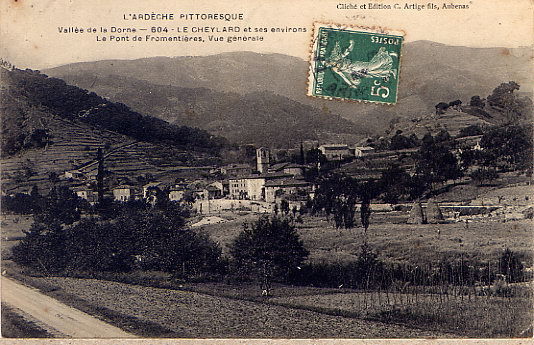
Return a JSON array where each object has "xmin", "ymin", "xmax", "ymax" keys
[{"xmin": 45, "ymin": 40, "xmax": 533, "ymax": 135}]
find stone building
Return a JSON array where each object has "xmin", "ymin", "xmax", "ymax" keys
[{"xmin": 256, "ymin": 147, "xmax": 270, "ymax": 173}]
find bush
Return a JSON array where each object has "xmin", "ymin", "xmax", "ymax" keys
[
  {"xmin": 470, "ymin": 167, "xmax": 498, "ymax": 186},
  {"xmin": 230, "ymin": 216, "xmax": 308, "ymax": 293},
  {"xmin": 289, "ymin": 245, "xmax": 389, "ymax": 290},
  {"xmin": 1, "ymin": 194, "xmax": 37, "ymax": 214},
  {"xmin": 458, "ymin": 124, "xmax": 483, "ymax": 137},
  {"xmin": 12, "ymin": 222, "xmax": 67, "ymax": 273}
]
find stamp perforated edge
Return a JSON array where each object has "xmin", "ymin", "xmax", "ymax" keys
[{"xmin": 306, "ymin": 22, "xmax": 406, "ymax": 106}]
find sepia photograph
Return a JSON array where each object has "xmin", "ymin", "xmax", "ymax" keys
[{"xmin": 0, "ymin": 0, "xmax": 532, "ymax": 342}]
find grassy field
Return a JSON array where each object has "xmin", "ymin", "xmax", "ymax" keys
[
  {"xmin": 195, "ymin": 212, "xmax": 533, "ymax": 265},
  {"xmin": 270, "ymin": 289, "xmax": 533, "ymax": 337},
  {"xmin": 5, "ymin": 264, "xmax": 531, "ymax": 338},
  {"xmin": 5, "ymin": 270, "xmax": 452, "ymax": 338}
]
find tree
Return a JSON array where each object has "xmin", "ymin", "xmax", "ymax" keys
[
  {"xmin": 48, "ymin": 172, "xmax": 60, "ymax": 184},
  {"xmin": 354, "ymin": 243, "xmax": 385, "ymax": 289},
  {"xmin": 29, "ymin": 185, "xmax": 43, "ymax": 213},
  {"xmin": 96, "ymin": 148, "xmax": 105, "ymax": 205},
  {"xmin": 230, "ymin": 216, "xmax": 308, "ymax": 294},
  {"xmin": 415, "ymin": 140, "xmax": 462, "ymax": 190},
  {"xmin": 1, "ymin": 193, "xmax": 35, "ymax": 214},
  {"xmin": 311, "ymin": 174, "xmax": 359, "ymax": 229},
  {"xmin": 408, "ymin": 133, "xmax": 421, "ymax": 147},
  {"xmin": 25, "ymin": 128, "xmax": 50, "ymax": 148},
  {"xmin": 487, "ymin": 81, "xmax": 520, "ymax": 107},
  {"xmin": 360, "ymin": 200, "xmax": 371, "ymax": 239},
  {"xmin": 379, "ymin": 164, "xmax": 411, "ymax": 204},
  {"xmin": 406, "ymin": 174, "xmax": 428, "ymax": 200},
  {"xmin": 34, "ymin": 186, "xmax": 82, "ymax": 226},
  {"xmin": 358, "ymin": 180, "xmax": 381, "ymax": 240},
  {"xmin": 435, "ymin": 102, "xmax": 449, "ymax": 115},
  {"xmin": 280, "ymin": 199, "xmax": 290, "ymax": 215},
  {"xmin": 312, "ymin": 174, "xmax": 382, "ymax": 230},
  {"xmin": 13, "ymin": 201, "xmax": 223, "ymax": 277},
  {"xmin": 306, "ymin": 148, "xmax": 327, "ymax": 166},
  {"xmin": 12, "ymin": 221, "xmax": 67, "ymax": 273},
  {"xmin": 448, "ymin": 100, "xmax": 462, "ymax": 109},
  {"xmin": 458, "ymin": 124, "xmax": 483, "ymax": 138},
  {"xmin": 470, "ymin": 96, "xmax": 486, "ymax": 108},
  {"xmin": 480, "ymin": 125, "xmax": 533, "ymax": 173},
  {"xmin": 390, "ymin": 130, "xmax": 418, "ymax": 150},
  {"xmin": 434, "ymin": 129, "xmax": 452, "ymax": 143},
  {"xmin": 499, "ymin": 248, "xmax": 524, "ymax": 283},
  {"xmin": 458, "ymin": 147, "xmax": 487, "ymax": 172},
  {"xmin": 486, "ymin": 81, "xmax": 531, "ymax": 124},
  {"xmin": 469, "ymin": 167, "xmax": 499, "ymax": 186},
  {"xmin": 421, "ymin": 133, "xmax": 434, "ymax": 146}
]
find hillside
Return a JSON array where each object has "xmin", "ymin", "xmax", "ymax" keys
[
  {"xmin": 36, "ymin": 72, "xmax": 365, "ymax": 147},
  {"xmin": 1, "ymin": 68, "xmax": 226, "ymax": 156},
  {"xmin": 0, "ymin": 67, "xmax": 221, "ymax": 194},
  {"xmin": 388, "ymin": 108, "xmax": 494, "ymax": 138},
  {"xmin": 45, "ymin": 41, "xmax": 533, "ymax": 133}
]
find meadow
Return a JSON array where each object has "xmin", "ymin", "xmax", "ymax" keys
[{"xmin": 195, "ymin": 212, "xmax": 533, "ymax": 266}]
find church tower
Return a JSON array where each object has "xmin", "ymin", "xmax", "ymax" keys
[{"xmin": 256, "ymin": 147, "xmax": 270, "ymax": 173}]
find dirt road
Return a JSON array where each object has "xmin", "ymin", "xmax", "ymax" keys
[{"xmin": 1, "ymin": 277, "xmax": 136, "ymax": 338}]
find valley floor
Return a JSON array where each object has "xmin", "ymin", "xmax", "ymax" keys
[
  {"xmin": 194, "ymin": 212, "xmax": 533, "ymax": 265},
  {"xmin": 2, "ymin": 267, "xmax": 455, "ymax": 339},
  {"xmin": 1, "ymin": 197, "xmax": 531, "ymax": 339}
]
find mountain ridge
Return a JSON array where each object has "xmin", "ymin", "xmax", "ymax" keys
[
  {"xmin": 44, "ymin": 40, "xmax": 533, "ymax": 135},
  {"xmin": 38, "ymin": 71, "xmax": 366, "ymax": 147}
]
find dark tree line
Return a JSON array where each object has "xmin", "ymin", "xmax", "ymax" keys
[{"xmin": 289, "ymin": 248, "xmax": 526, "ymax": 290}]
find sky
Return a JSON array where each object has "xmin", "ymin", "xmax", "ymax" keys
[{"xmin": 1, "ymin": 0, "xmax": 533, "ymax": 69}]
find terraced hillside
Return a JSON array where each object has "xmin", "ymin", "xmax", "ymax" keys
[
  {"xmin": 389, "ymin": 108, "xmax": 493, "ymax": 138},
  {"xmin": 1, "ymin": 67, "xmax": 222, "ymax": 195},
  {"xmin": 75, "ymin": 141, "xmax": 210, "ymax": 181},
  {"xmin": 1, "ymin": 116, "xmax": 218, "ymax": 195},
  {"xmin": 336, "ymin": 149, "xmax": 418, "ymax": 179},
  {"xmin": 1, "ymin": 114, "xmax": 128, "ymax": 194}
]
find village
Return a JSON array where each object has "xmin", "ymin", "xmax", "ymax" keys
[
  {"xmin": 65, "ymin": 144, "xmax": 353, "ymax": 215},
  {"xmin": 52, "ymin": 134, "xmax": 532, "ymax": 226}
]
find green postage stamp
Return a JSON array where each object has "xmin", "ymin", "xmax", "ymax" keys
[{"xmin": 308, "ymin": 23, "xmax": 404, "ymax": 104}]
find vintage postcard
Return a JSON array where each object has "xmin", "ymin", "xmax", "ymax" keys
[{"xmin": 0, "ymin": 0, "xmax": 533, "ymax": 344}]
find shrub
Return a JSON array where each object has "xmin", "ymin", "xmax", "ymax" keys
[
  {"xmin": 289, "ymin": 245, "xmax": 389, "ymax": 290},
  {"xmin": 12, "ymin": 222, "xmax": 67, "ymax": 273},
  {"xmin": 230, "ymin": 215, "xmax": 308, "ymax": 293}
]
